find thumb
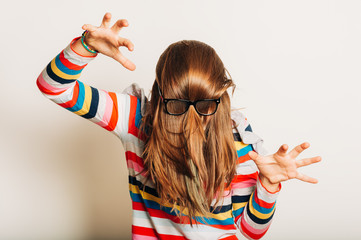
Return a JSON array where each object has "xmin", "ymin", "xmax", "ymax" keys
[
  {"xmin": 82, "ymin": 24, "xmax": 97, "ymax": 33},
  {"xmin": 248, "ymin": 150, "xmax": 261, "ymax": 162}
]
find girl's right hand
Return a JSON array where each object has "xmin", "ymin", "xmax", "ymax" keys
[{"xmin": 82, "ymin": 12, "xmax": 136, "ymax": 71}]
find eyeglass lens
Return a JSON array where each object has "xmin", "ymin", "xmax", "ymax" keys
[{"xmin": 166, "ymin": 100, "xmax": 217, "ymax": 115}]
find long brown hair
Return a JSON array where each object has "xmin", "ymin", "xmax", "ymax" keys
[{"xmin": 140, "ymin": 40, "xmax": 237, "ymax": 224}]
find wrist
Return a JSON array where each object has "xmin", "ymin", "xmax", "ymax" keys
[
  {"xmin": 81, "ymin": 30, "xmax": 98, "ymax": 54},
  {"xmin": 259, "ymin": 174, "xmax": 280, "ymax": 193},
  {"xmin": 71, "ymin": 37, "xmax": 98, "ymax": 58}
]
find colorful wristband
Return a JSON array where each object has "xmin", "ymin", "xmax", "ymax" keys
[{"xmin": 81, "ymin": 30, "xmax": 98, "ymax": 54}]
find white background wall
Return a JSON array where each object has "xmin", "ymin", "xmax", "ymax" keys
[{"xmin": 0, "ymin": 0, "xmax": 360, "ymax": 239}]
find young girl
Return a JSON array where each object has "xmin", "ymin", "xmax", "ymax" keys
[{"xmin": 37, "ymin": 13, "xmax": 321, "ymax": 240}]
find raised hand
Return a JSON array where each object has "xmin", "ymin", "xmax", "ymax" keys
[
  {"xmin": 82, "ymin": 12, "xmax": 136, "ymax": 71},
  {"xmin": 248, "ymin": 142, "xmax": 321, "ymax": 191}
]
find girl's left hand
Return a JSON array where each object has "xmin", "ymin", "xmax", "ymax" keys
[{"xmin": 248, "ymin": 142, "xmax": 322, "ymax": 191}]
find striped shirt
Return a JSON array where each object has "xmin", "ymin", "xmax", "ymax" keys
[{"xmin": 37, "ymin": 37, "xmax": 281, "ymax": 240}]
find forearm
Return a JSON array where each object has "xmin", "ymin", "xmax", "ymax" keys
[
  {"xmin": 37, "ymin": 37, "xmax": 133, "ymax": 138},
  {"xmin": 231, "ymin": 171, "xmax": 280, "ymax": 239},
  {"xmin": 36, "ymin": 37, "xmax": 96, "ymax": 97},
  {"xmin": 231, "ymin": 149, "xmax": 280, "ymax": 239},
  {"xmin": 259, "ymin": 174, "xmax": 281, "ymax": 193},
  {"xmin": 238, "ymin": 177, "xmax": 280, "ymax": 240}
]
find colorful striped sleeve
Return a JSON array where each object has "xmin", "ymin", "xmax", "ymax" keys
[
  {"xmin": 37, "ymin": 37, "xmax": 132, "ymax": 138},
  {"xmin": 231, "ymin": 121, "xmax": 281, "ymax": 240}
]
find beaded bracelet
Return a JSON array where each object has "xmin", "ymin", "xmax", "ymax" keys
[{"xmin": 81, "ymin": 30, "xmax": 98, "ymax": 54}]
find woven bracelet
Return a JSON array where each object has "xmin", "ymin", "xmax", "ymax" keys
[{"xmin": 81, "ymin": 30, "xmax": 98, "ymax": 54}]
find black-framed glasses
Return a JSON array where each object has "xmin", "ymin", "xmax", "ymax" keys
[{"xmin": 158, "ymin": 85, "xmax": 221, "ymax": 116}]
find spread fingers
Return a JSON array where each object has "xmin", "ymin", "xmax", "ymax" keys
[
  {"xmin": 118, "ymin": 37, "xmax": 134, "ymax": 51},
  {"xmin": 289, "ymin": 142, "xmax": 310, "ymax": 159},
  {"xmin": 101, "ymin": 12, "xmax": 112, "ymax": 28},
  {"xmin": 296, "ymin": 172, "xmax": 318, "ymax": 184},
  {"xmin": 114, "ymin": 53, "xmax": 136, "ymax": 71},
  {"xmin": 111, "ymin": 19, "xmax": 129, "ymax": 33},
  {"xmin": 296, "ymin": 156, "xmax": 322, "ymax": 168}
]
